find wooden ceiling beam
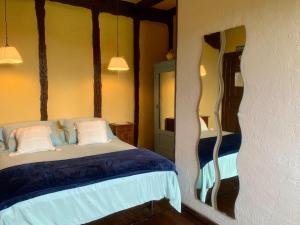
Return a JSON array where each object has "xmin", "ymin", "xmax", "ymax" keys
[
  {"xmin": 137, "ymin": 0, "xmax": 163, "ymax": 8},
  {"xmin": 48, "ymin": 0, "xmax": 170, "ymax": 24},
  {"xmin": 168, "ymin": 7, "xmax": 177, "ymax": 16}
]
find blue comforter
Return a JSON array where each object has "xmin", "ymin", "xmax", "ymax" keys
[
  {"xmin": 0, "ymin": 149, "xmax": 176, "ymax": 211},
  {"xmin": 198, "ymin": 133, "xmax": 241, "ymax": 168}
]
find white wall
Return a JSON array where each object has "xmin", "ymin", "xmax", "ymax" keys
[{"xmin": 176, "ymin": 0, "xmax": 300, "ymax": 225}]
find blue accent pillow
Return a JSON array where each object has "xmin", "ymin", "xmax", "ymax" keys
[
  {"xmin": 0, "ymin": 128, "xmax": 3, "ymax": 143},
  {"xmin": 49, "ymin": 123, "xmax": 66, "ymax": 146},
  {"xmin": 0, "ymin": 143, "xmax": 4, "ymax": 150},
  {"xmin": 0, "ymin": 128, "xmax": 4, "ymax": 150},
  {"xmin": 60, "ymin": 118, "xmax": 116, "ymax": 144},
  {"xmin": 0, "ymin": 127, "xmax": 4, "ymax": 151},
  {"xmin": 2, "ymin": 121, "xmax": 66, "ymax": 152}
]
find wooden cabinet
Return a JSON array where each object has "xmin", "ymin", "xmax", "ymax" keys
[{"xmin": 110, "ymin": 123, "xmax": 134, "ymax": 145}]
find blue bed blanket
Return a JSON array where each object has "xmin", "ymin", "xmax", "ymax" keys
[
  {"xmin": 0, "ymin": 149, "xmax": 176, "ymax": 211},
  {"xmin": 198, "ymin": 133, "xmax": 241, "ymax": 169}
]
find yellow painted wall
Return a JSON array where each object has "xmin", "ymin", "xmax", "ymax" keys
[
  {"xmin": 0, "ymin": 1, "xmax": 169, "ymax": 149},
  {"xmin": 46, "ymin": 5, "xmax": 134, "ymax": 122},
  {"xmin": 0, "ymin": 1, "xmax": 135, "ymax": 125},
  {"xmin": 0, "ymin": 0, "xmax": 40, "ymax": 124},
  {"xmin": 100, "ymin": 13, "xmax": 134, "ymax": 124},
  {"xmin": 160, "ymin": 71, "xmax": 175, "ymax": 130},
  {"xmin": 199, "ymin": 42, "xmax": 219, "ymax": 129},
  {"xmin": 139, "ymin": 21, "xmax": 168, "ymax": 149},
  {"xmin": 46, "ymin": 2, "xmax": 94, "ymax": 120}
]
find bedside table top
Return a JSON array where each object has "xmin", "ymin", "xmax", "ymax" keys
[{"xmin": 110, "ymin": 122, "xmax": 133, "ymax": 126}]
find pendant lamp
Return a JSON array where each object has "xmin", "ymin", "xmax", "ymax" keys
[
  {"xmin": 0, "ymin": 0, "xmax": 22, "ymax": 64},
  {"xmin": 108, "ymin": 0, "xmax": 129, "ymax": 71}
]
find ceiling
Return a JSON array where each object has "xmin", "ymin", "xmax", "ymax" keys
[
  {"xmin": 122, "ymin": 0, "xmax": 141, "ymax": 3},
  {"xmin": 152, "ymin": 0, "xmax": 176, "ymax": 10},
  {"xmin": 122, "ymin": 0, "xmax": 176, "ymax": 10}
]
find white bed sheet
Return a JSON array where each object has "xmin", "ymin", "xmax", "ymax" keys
[
  {"xmin": 197, "ymin": 130, "xmax": 237, "ymax": 202},
  {"xmin": 0, "ymin": 171, "xmax": 181, "ymax": 225}
]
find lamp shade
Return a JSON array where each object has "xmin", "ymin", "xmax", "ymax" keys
[
  {"xmin": 0, "ymin": 46, "xmax": 23, "ymax": 64},
  {"xmin": 108, "ymin": 56, "xmax": 129, "ymax": 71}
]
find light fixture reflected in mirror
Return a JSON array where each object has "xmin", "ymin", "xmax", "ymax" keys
[
  {"xmin": 0, "ymin": 0, "xmax": 22, "ymax": 65},
  {"xmin": 200, "ymin": 65, "xmax": 207, "ymax": 77}
]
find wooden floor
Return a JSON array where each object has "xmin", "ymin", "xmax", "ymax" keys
[{"xmin": 86, "ymin": 200, "xmax": 207, "ymax": 225}]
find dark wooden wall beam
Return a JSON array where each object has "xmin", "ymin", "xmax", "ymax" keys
[
  {"xmin": 48, "ymin": 0, "xmax": 170, "ymax": 24},
  {"xmin": 35, "ymin": 0, "xmax": 48, "ymax": 121},
  {"xmin": 137, "ymin": 0, "xmax": 163, "ymax": 8},
  {"xmin": 133, "ymin": 18, "xmax": 140, "ymax": 146},
  {"xmin": 134, "ymin": 7, "xmax": 168, "ymax": 23},
  {"xmin": 92, "ymin": 8, "xmax": 102, "ymax": 118},
  {"xmin": 167, "ymin": 17, "xmax": 173, "ymax": 50},
  {"xmin": 48, "ymin": 0, "xmax": 90, "ymax": 8},
  {"xmin": 168, "ymin": 7, "xmax": 177, "ymax": 16}
]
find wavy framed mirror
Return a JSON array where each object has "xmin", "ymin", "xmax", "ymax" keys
[{"xmin": 196, "ymin": 25, "xmax": 246, "ymax": 219}]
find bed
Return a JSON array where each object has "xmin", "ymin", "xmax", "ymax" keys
[
  {"xmin": 0, "ymin": 138, "xmax": 181, "ymax": 225},
  {"xmin": 197, "ymin": 130, "xmax": 241, "ymax": 202}
]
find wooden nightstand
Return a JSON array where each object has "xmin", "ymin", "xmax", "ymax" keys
[{"xmin": 110, "ymin": 122, "xmax": 134, "ymax": 145}]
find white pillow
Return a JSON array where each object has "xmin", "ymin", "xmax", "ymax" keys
[
  {"xmin": 14, "ymin": 125, "xmax": 55, "ymax": 155},
  {"xmin": 200, "ymin": 117, "xmax": 209, "ymax": 131},
  {"xmin": 76, "ymin": 120, "xmax": 109, "ymax": 146}
]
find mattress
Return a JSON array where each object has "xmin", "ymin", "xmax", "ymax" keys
[{"xmin": 0, "ymin": 139, "xmax": 181, "ymax": 225}]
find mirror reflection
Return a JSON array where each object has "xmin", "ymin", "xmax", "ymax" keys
[
  {"xmin": 196, "ymin": 31, "xmax": 221, "ymax": 207},
  {"xmin": 196, "ymin": 26, "xmax": 246, "ymax": 219},
  {"xmin": 160, "ymin": 71, "xmax": 176, "ymax": 132},
  {"xmin": 154, "ymin": 60, "xmax": 176, "ymax": 161}
]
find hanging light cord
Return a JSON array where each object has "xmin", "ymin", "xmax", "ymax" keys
[
  {"xmin": 116, "ymin": 0, "xmax": 120, "ymax": 57},
  {"xmin": 4, "ymin": 0, "xmax": 8, "ymax": 46}
]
